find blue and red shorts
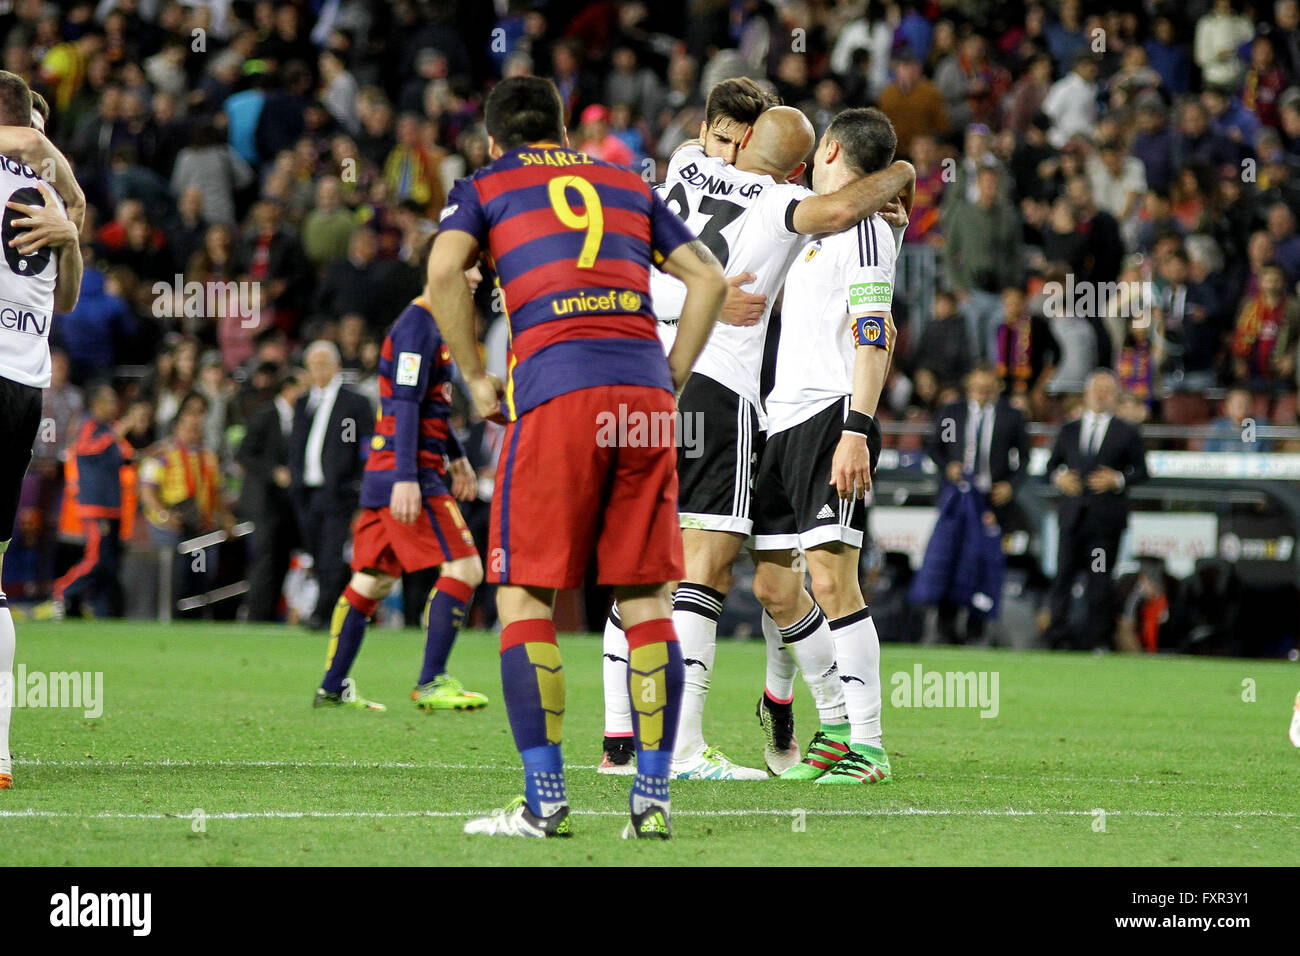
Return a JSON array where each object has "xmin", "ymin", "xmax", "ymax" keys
[
  {"xmin": 489, "ymin": 384, "xmax": 684, "ymax": 589},
  {"xmin": 351, "ymin": 493, "xmax": 477, "ymax": 576}
]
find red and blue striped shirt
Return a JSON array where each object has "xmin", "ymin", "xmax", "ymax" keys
[
  {"xmin": 360, "ymin": 296, "xmax": 463, "ymax": 508},
  {"xmin": 439, "ymin": 143, "xmax": 696, "ymax": 418}
]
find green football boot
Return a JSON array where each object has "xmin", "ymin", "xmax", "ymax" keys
[
  {"xmin": 313, "ymin": 677, "xmax": 386, "ymax": 711},
  {"xmin": 779, "ymin": 729, "xmax": 852, "ymax": 781},
  {"xmin": 815, "ymin": 743, "xmax": 892, "ymax": 784},
  {"xmin": 412, "ymin": 674, "xmax": 489, "ymax": 711}
]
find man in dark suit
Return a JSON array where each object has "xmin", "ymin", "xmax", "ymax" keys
[
  {"xmin": 291, "ymin": 341, "xmax": 373, "ymax": 629},
  {"xmin": 1044, "ymin": 369, "xmax": 1149, "ymax": 650},
  {"xmin": 927, "ymin": 364, "xmax": 1030, "ymax": 642},
  {"xmin": 237, "ymin": 370, "xmax": 303, "ymax": 621}
]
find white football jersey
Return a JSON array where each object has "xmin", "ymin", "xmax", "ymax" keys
[
  {"xmin": 648, "ymin": 144, "xmax": 812, "ymax": 407},
  {"xmin": 0, "ymin": 156, "xmax": 64, "ymax": 388},
  {"xmin": 765, "ymin": 215, "xmax": 898, "ymax": 436}
]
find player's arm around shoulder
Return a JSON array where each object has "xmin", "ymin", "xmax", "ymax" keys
[
  {"xmin": 659, "ymin": 238, "xmax": 727, "ymax": 391},
  {"xmin": 0, "ymin": 127, "xmax": 86, "ymax": 228},
  {"xmin": 791, "ymin": 160, "xmax": 916, "ymax": 236}
]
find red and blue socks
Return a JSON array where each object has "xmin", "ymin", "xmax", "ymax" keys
[
  {"xmin": 321, "ymin": 586, "xmax": 377, "ymax": 694},
  {"xmin": 418, "ymin": 575, "xmax": 474, "ymax": 685},
  {"xmin": 500, "ymin": 619, "xmax": 567, "ymax": 817},
  {"xmin": 625, "ymin": 618, "xmax": 683, "ymax": 815}
]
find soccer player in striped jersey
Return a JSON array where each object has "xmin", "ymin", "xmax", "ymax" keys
[
  {"xmin": 312, "ymin": 275, "xmax": 487, "ymax": 713},
  {"xmin": 429, "ymin": 76, "xmax": 727, "ymax": 839},
  {"xmin": 750, "ymin": 108, "xmax": 912, "ymax": 784}
]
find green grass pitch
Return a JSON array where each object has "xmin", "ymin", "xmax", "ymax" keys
[{"xmin": 4, "ymin": 619, "xmax": 1298, "ymax": 865}]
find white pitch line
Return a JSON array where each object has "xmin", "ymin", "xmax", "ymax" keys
[
  {"xmin": 12, "ymin": 759, "xmax": 1245, "ymax": 787},
  {"xmin": 0, "ymin": 808, "xmax": 1297, "ymax": 820},
  {"xmin": 12, "ymin": 758, "xmax": 580, "ymax": 771}
]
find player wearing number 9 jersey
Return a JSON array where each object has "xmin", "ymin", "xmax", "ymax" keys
[{"xmin": 428, "ymin": 76, "xmax": 728, "ymax": 840}]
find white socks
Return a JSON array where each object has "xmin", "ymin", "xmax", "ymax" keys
[
  {"xmin": 828, "ymin": 607, "xmax": 882, "ymax": 748},
  {"xmin": 779, "ymin": 603, "xmax": 847, "ymax": 726},
  {"xmin": 0, "ymin": 593, "xmax": 14, "ymax": 775},
  {"xmin": 762, "ymin": 610, "xmax": 796, "ymax": 702},
  {"xmin": 601, "ymin": 605, "xmax": 632, "ymax": 738},
  {"xmin": 670, "ymin": 583, "xmax": 724, "ymax": 761}
]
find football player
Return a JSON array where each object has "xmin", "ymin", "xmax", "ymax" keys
[
  {"xmin": 312, "ymin": 264, "xmax": 487, "ymax": 713},
  {"xmin": 429, "ymin": 76, "xmax": 727, "ymax": 839},
  {"xmin": 750, "ymin": 108, "xmax": 912, "ymax": 784}
]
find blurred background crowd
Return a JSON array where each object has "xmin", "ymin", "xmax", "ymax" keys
[{"xmin": 4, "ymin": 0, "xmax": 1298, "ymax": 650}]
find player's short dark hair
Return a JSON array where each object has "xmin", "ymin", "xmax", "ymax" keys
[
  {"xmin": 31, "ymin": 90, "xmax": 49, "ymax": 126},
  {"xmin": 484, "ymin": 76, "xmax": 565, "ymax": 148},
  {"xmin": 825, "ymin": 107, "xmax": 897, "ymax": 175},
  {"xmin": 705, "ymin": 77, "xmax": 779, "ymax": 129},
  {"xmin": 0, "ymin": 70, "xmax": 33, "ymax": 127}
]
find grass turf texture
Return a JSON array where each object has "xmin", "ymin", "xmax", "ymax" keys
[{"xmin": 4, "ymin": 619, "xmax": 1298, "ymax": 866}]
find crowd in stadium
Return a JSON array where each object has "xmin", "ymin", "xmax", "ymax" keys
[{"xmin": 1, "ymin": 0, "xmax": 1295, "ymax": 635}]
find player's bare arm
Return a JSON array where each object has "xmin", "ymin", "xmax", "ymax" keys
[
  {"xmin": 425, "ymin": 229, "xmax": 503, "ymax": 421},
  {"xmin": 831, "ymin": 312, "xmax": 894, "ymax": 500},
  {"xmin": 791, "ymin": 160, "xmax": 915, "ymax": 236},
  {"xmin": 0, "ymin": 126, "xmax": 85, "ymax": 229},
  {"xmin": 660, "ymin": 238, "xmax": 728, "ymax": 391}
]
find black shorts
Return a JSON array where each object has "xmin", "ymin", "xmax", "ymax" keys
[
  {"xmin": 676, "ymin": 373, "xmax": 762, "ymax": 535},
  {"xmin": 752, "ymin": 397, "xmax": 868, "ymax": 552},
  {"xmin": 0, "ymin": 375, "xmax": 43, "ymax": 544}
]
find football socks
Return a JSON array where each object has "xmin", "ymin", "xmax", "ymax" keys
[
  {"xmin": 418, "ymin": 575, "xmax": 474, "ymax": 685},
  {"xmin": 0, "ymin": 593, "xmax": 13, "ymax": 777},
  {"xmin": 780, "ymin": 603, "xmax": 849, "ymax": 726},
  {"xmin": 601, "ymin": 604, "xmax": 633, "ymax": 738},
  {"xmin": 625, "ymin": 618, "xmax": 683, "ymax": 816},
  {"xmin": 671, "ymin": 582, "xmax": 724, "ymax": 761},
  {"xmin": 828, "ymin": 607, "xmax": 883, "ymax": 749},
  {"xmin": 320, "ymin": 585, "xmax": 377, "ymax": 695},
  {"xmin": 762, "ymin": 610, "xmax": 797, "ymax": 702},
  {"xmin": 500, "ymin": 619, "xmax": 567, "ymax": 816}
]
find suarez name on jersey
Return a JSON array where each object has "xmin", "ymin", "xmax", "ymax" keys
[
  {"xmin": 361, "ymin": 296, "xmax": 461, "ymax": 508},
  {"xmin": 438, "ymin": 143, "xmax": 696, "ymax": 419}
]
